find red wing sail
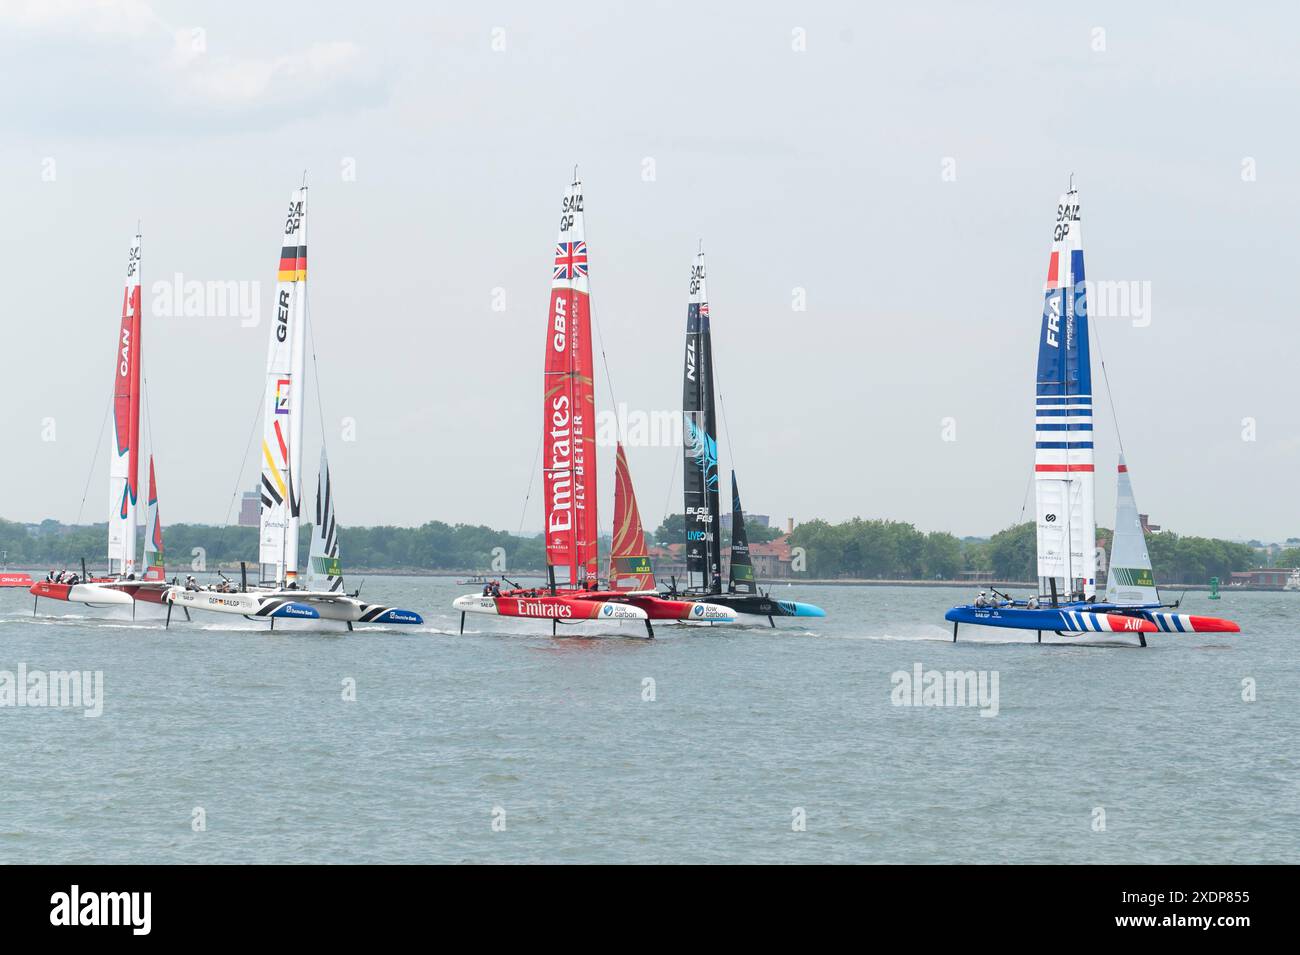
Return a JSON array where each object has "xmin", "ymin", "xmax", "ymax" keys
[
  {"xmin": 107, "ymin": 233, "xmax": 143, "ymax": 574},
  {"xmin": 543, "ymin": 178, "xmax": 598, "ymax": 586},
  {"xmin": 609, "ymin": 443, "xmax": 655, "ymax": 590}
]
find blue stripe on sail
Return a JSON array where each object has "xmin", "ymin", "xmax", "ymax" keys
[
  {"xmin": 1035, "ymin": 441, "xmax": 1094, "ymax": 449},
  {"xmin": 1036, "ymin": 423, "xmax": 1094, "ymax": 431}
]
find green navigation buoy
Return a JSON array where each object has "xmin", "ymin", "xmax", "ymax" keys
[{"xmin": 1208, "ymin": 576, "xmax": 1221, "ymax": 600}]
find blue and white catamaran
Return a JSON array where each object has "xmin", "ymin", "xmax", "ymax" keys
[{"xmin": 945, "ymin": 183, "xmax": 1238, "ymax": 645}]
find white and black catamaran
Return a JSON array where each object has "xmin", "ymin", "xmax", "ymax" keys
[
  {"xmin": 945, "ymin": 183, "xmax": 1238, "ymax": 644},
  {"xmin": 664, "ymin": 249, "xmax": 825, "ymax": 623},
  {"xmin": 164, "ymin": 184, "xmax": 422, "ymax": 629}
]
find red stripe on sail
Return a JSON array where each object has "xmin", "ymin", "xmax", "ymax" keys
[
  {"xmin": 274, "ymin": 418, "xmax": 289, "ymax": 462},
  {"xmin": 1045, "ymin": 251, "xmax": 1059, "ymax": 288},
  {"xmin": 1035, "ymin": 464, "xmax": 1094, "ymax": 472}
]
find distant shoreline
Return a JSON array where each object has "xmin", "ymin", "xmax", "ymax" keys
[
  {"xmin": 5, "ymin": 568, "xmax": 1264, "ymax": 593},
  {"xmin": 5, "ymin": 566, "xmax": 1268, "ymax": 589}
]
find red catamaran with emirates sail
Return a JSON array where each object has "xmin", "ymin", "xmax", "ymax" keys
[
  {"xmin": 31, "ymin": 230, "xmax": 172, "ymax": 616},
  {"xmin": 453, "ymin": 174, "xmax": 736, "ymax": 637}
]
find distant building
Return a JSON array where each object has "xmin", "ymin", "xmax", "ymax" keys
[
  {"xmin": 1229, "ymin": 569, "xmax": 1293, "ymax": 589},
  {"xmin": 238, "ymin": 488, "xmax": 260, "ymax": 527},
  {"xmin": 748, "ymin": 535, "xmax": 794, "ymax": 579},
  {"xmin": 720, "ymin": 512, "xmax": 770, "ymax": 533},
  {"xmin": 650, "ymin": 535, "xmax": 795, "ymax": 582},
  {"xmin": 649, "ymin": 543, "xmax": 686, "ymax": 580},
  {"xmin": 1139, "ymin": 513, "xmax": 1160, "ymax": 534}
]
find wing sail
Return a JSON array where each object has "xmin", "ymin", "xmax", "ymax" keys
[
  {"xmin": 1034, "ymin": 187, "xmax": 1096, "ymax": 600},
  {"xmin": 682, "ymin": 251, "xmax": 722, "ymax": 592},
  {"xmin": 542, "ymin": 177, "xmax": 598, "ymax": 587},
  {"xmin": 107, "ymin": 231, "xmax": 142, "ymax": 575},
  {"xmin": 259, "ymin": 187, "xmax": 308, "ymax": 584}
]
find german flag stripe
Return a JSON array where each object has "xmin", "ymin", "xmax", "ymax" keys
[{"xmin": 277, "ymin": 245, "xmax": 307, "ymax": 282}]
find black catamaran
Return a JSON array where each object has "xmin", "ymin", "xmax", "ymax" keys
[{"xmin": 666, "ymin": 249, "xmax": 825, "ymax": 623}]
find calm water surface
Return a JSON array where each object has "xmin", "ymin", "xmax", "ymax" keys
[{"xmin": 2, "ymin": 580, "xmax": 1296, "ymax": 863}]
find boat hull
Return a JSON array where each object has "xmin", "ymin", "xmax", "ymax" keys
[
  {"xmin": 30, "ymin": 580, "xmax": 135, "ymax": 608},
  {"xmin": 578, "ymin": 591, "xmax": 737, "ymax": 622},
  {"xmin": 1, "ymin": 573, "xmax": 34, "ymax": 588},
  {"xmin": 166, "ymin": 587, "xmax": 423, "ymax": 625},
  {"xmin": 1135, "ymin": 610, "xmax": 1239, "ymax": 634},
  {"xmin": 945, "ymin": 602, "xmax": 1237, "ymax": 635},
  {"xmin": 125, "ymin": 582, "xmax": 170, "ymax": 605},
  {"xmin": 945, "ymin": 604, "xmax": 1156, "ymax": 634},
  {"xmin": 453, "ymin": 593, "xmax": 648, "ymax": 622},
  {"xmin": 675, "ymin": 592, "xmax": 825, "ymax": 619}
]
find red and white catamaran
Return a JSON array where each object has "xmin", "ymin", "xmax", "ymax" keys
[
  {"xmin": 30, "ymin": 231, "xmax": 172, "ymax": 615},
  {"xmin": 453, "ymin": 175, "xmax": 736, "ymax": 637}
]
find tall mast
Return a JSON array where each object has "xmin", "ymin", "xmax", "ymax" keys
[
  {"xmin": 682, "ymin": 249, "xmax": 722, "ymax": 592},
  {"xmin": 543, "ymin": 174, "xmax": 597, "ymax": 587},
  {"xmin": 259, "ymin": 186, "xmax": 308, "ymax": 585},
  {"xmin": 108, "ymin": 230, "xmax": 143, "ymax": 575},
  {"xmin": 1034, "ymin": 184, "xmax": 1096, "ymax": 601}
]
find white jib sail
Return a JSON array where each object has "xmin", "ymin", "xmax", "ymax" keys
[
  {"xmin": 1034, "ymin": 186, "xmax": 1097, "ymax": 600},
  {"xmin": 1104, "ymin": 455, "xmax": 1159, "ymax": 606},
  {"xmin": 259, "ymin": 187, "xmax": 309, "ymax": 584},
  {"xmin": 307, "ymin": 448, "xmax": 343, "ymax": 592}
]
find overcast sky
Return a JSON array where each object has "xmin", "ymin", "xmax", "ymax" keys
[{"xmin": 1, "ymin": 1, "xmax": 1296, "ymax": 542}]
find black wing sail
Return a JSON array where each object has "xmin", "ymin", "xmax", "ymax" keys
[
  {"xmin": 728, "ymin": 471, "xmax": 757, "ymax": 594},
  {"xmin": 682, "ymin": 251, "xmax": 722, "ymax": 593}
]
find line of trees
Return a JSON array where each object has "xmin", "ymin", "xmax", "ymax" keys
[
  {"xmin": 0, "ymin": 518, "xmax": 548, "ymax": 575},
  {"xmin": 0, "ymin": 516, "xmax": 1269, "ymax": 584},
  {"xmin": 785, "ymin": 520, "xmax": 1257, "ymax": 585}
]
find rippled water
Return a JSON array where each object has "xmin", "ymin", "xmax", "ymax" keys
[{"xmin": 1, "ymin": 579, "xmax": 1295, "ymax": 863}]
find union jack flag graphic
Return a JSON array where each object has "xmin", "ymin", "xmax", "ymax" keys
[{"xmin": 553, "ymin": 241, "xmax": 588, "ymax": 281}]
